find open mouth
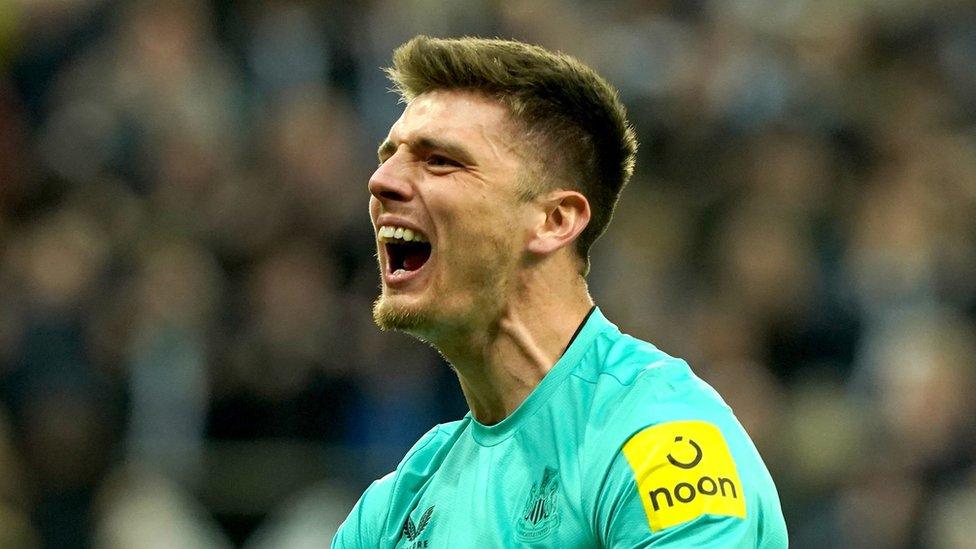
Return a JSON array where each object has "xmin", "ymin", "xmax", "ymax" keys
[
  {"xmin": 386, "ymin": 240, "xmax": 432, "ymax": 272},
  {"xmin": 378, "ymin": 225, "xmax": 432, "ymax": 275}
]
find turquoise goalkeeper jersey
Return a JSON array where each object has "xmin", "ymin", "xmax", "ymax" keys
[{"xmin": 332, "ymin": 308, "xmax": 787, "ymax": 548}]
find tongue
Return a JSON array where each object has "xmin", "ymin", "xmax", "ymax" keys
[
  {"xmin": 403, "ymin": 252, "xmax": 427, "ymax": 271},
  {"xmin": 402, "ymin": 244, "xmax": 431, "ymax": 271}
]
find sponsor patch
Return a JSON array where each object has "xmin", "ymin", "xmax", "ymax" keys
[{"xmin": 622, "ymin": 420, "xmax": 746, "ymax": 532}]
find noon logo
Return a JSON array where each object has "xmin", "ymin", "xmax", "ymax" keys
[
  {"xmin": 515, "ymin": 467, "xmax": 560, "ymax": 541},
  {"xmin": 622, "ymin": 421, "xmax": 747, "ymax": 532}
]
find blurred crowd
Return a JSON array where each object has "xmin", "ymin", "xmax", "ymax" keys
[{"xmin": 0, "ymin": 0, "xmax": 974, "ymax": 547}]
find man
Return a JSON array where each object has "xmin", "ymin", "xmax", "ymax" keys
[{"xmin": 333, "ymin": 36, "xmax": 787, "ymax": 548}]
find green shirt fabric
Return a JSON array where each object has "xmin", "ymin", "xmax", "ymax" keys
[{"xmin": 332, "ymin": 308, "xmax": 787, "ymax": 548}]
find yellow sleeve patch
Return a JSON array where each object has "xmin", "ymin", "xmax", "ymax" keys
[{"xmin": 621, "ymin": 420, "xmax": 746, "ymax": 532}]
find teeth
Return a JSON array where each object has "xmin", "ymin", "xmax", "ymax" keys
[{"xmin": 378, "ymin": 225, "xmax": 428, "ymax": 243}]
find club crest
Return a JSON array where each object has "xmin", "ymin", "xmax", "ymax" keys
[{"xmin": 516, "ymin": 467, "xmax": 560, "ymax": 541}]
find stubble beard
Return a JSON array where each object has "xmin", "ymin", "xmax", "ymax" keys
[
  {"xmin": 371, "ymin": 277, "xmax": 507, "ymax": 344},
  {"xmin": 372, "ymin": 239, "xmax": 516, "ymax": 345},
  {"xmin": 372, "ymin": 292, "xmax": 435, "ymax": 335}
]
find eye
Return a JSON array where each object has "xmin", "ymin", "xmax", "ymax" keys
[{"xmin": 426, "ymin": 154, "xmax": 462, "ymax": 169}]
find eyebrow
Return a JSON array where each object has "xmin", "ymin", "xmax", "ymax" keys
[{"xmin": 377, "ymin": 136, "xmax": 476, "ymax": 165}]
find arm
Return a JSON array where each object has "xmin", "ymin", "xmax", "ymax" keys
[{"xmin": 593, "ymin": 420, "xmax": 760, "ymax": 548}]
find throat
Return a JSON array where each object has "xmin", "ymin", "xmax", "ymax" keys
[
  {"xmin": 446, "ymin": 303, "xmax": 594, "ymax": 425},
  {"xmin": 449, "ymin": 319, "xmax": 557, "ymax": 425},
  {"xmin": 387, "ymin": 241, "xmax": 432, "ymax": 271}
]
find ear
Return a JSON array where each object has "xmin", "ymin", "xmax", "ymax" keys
[{"xmin": 526, "ymin": 190, "xmax": 591, "ymax": 256}]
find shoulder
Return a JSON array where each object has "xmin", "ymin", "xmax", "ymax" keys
[
  {"xmin": 579, "ymin": 332, "xmax": 763, "ymax": 484},
  {"xmin": 574, "ymin": 326, "xmax": 677, "ymax": 386},
  {"xmin": 332, "ymin": 420, "xmax": 467, "ymax": 548},
  {"xmin": 575, "ymin": 330, "xmax": 786, "ymax": 546},
  {"xmin": 361, "ymin": 419, "xmax": 465, "ymax": 505},
  {"xmin": 577, "ymin": 328, "xmax": 733, "ymax": 443},
  {"xmin": 396, "ymin": 419, "xmax": 466, "ymax": 478},
  {"xmin": 575, "ymin": 326, "xmax": 722, "ymax": 416},
  {"xmin": 403, "ymin": 420, "xmax": 466, "ymax": 462},
  {"xmin": 363, "ymin": 419, "xmax": 466, "ymax": 507}
]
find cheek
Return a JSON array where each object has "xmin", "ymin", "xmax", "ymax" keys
[
  {"xmin": 368, "ymin": 196, "xmax": 380, "ymax": 222},
  {"xmin": 428, "ymin": 186, "xmax": 524, "ymax": 254},
  {"xmin": 448, "ymin": 210, "xmax": 522, "ymax": 267}
]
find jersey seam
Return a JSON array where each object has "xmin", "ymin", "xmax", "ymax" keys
[
  {"xmin": 569, "ymin": 330, "xmax": 676, "ymax": 389},
  {"xmin": 570, "ymin": 370, "xmax": 627, "ymax": 387}
]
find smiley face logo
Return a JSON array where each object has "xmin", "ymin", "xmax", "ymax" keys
[{"xmin": 666, "ymin": 436, "xmax": 703, "ymax": 469}]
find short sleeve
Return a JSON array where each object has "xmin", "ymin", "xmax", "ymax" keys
[
  {"xmin": 593, "ymin": 420, "xmax": 757, "ymax": 548},
  {"xmin": 331, "ymin": 473, "xmax": 395, "ymax": 548}
]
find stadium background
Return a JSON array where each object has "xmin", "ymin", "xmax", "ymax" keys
[{"xmin": 1, "ymin": 0, "xmax": 975, "ymax": 547}]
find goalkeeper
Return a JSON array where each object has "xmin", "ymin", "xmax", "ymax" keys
[{"xmin": 333, "ymin": 35, "xmax": 787, "ymax": 548}]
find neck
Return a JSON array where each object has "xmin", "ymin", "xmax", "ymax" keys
[{"xmin": 433, "ymin": 272, "xmax": 594, "ymax": 425}]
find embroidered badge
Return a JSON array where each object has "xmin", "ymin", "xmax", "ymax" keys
[{"xmin": 516, "ymin": 467, "xmax": 560, "ymax": 541}]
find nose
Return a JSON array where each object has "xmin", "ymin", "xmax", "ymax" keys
[{"xmin": 368, "ymin": 153, "xmax": 414, "ymax": 204}]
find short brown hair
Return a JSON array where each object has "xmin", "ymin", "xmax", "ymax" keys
[{"xmin": 386, "ymin": 36, "xmax": 638, "ymax": 274}]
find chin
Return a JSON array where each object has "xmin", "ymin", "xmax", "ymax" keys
[
  {"xmin": 372, "ymin": 293, "xmax": 436, "ymax": 334},
  {"xmin": 372, "ymin": 291, "xmax": 482, "ymax": 343},
  {"xmin": 372, "ymin": 273, "xmax": 507, "ymax": 342}
]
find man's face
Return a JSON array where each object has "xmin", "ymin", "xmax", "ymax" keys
[{"xmin": 369, "ymin": 90, "xmax": 531, "ymax": 338}]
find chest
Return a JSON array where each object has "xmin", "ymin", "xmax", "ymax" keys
[{"xmin": 388, "ymin": 437, "xmax": 594, "ymax": 548}]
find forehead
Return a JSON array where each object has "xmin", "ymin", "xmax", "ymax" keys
[{"xmin": 389, "ymin": 90, "xmax": 516, "ymax": 147}]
